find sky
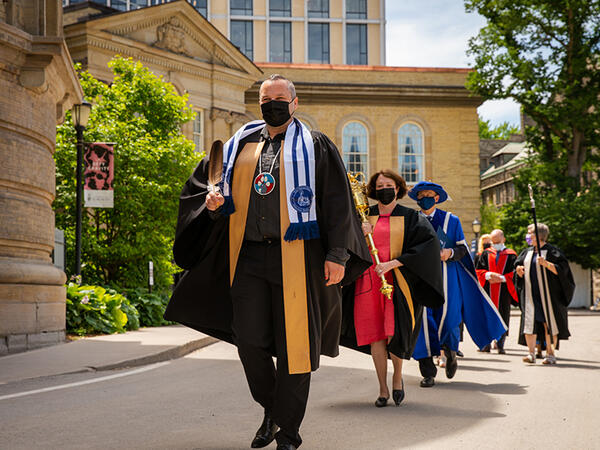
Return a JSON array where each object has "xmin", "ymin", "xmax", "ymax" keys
[{"xmin": 384, "ymin": 0, "xmax": 521, "ymax": 128}]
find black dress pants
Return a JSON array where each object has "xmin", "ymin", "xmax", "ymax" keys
[
  {"xmin": 418, "ymin": 357, "xmax": 438, "ymax": 378},
  {"xmin": 231, "ymin": 240, "xmax": 310, "ymax": 448}
]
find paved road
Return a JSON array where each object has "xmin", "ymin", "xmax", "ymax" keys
[{"xmin": 1, "ymin": 314, "xmax": 598, "ymax": 449}]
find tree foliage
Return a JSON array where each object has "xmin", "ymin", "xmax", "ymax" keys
[
  {"xmin": 466, "ymin": 0, "xmax": 600, "ymax": 179},
  {"xmin": 480, "ymin": 200, "xmax": 505, "ymax": 234},
  {"xmin": 55, "ymin": 57, "xmax": 201, "ymax": 288},
  {"xmin": 479, "ymin": 119, "xmax": 521, "ymax": 140},
  {"xmin": 498, "ymin": 155, "xmax": 600, "ymax": 268},
  {"xmin": 466, "ymin": 0, "xmax": 600, "ymax": 268}
]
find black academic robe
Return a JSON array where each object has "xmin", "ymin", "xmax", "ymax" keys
[
  {"xmin": 340, "ymin": 204, "xmax": 444, "ymax": 359},
  {"xmin": 164, "ymin": 130, "xmax": 372, "ymax": 371},
  {"xmin": 514, "ymin": 243, "xmax": 575, "ymax": 345},
  {"xmin": 476, "ymin": 247, "xmax": 518, "ymax": 334}
]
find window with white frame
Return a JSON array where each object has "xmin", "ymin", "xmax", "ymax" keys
[
  {"xmin": 308, "ymin": 0, "xmax": 329, "ymax": 18},
  {"xmin": 193, "ymin": 110, "xmax": 204, "ymax": 153},
  {"xmin": 270, "ymin": 0, "xmax": 291, "ymax": 17},
  {"xmin": 397, "ymin": 123, "xmax": 424, "ymax": 183},
  {"xmin": 342, "ymin": 121, "xmax": 368, "ymax": 175},
  {"xmin": 230, "ymin": 0, "xmax": 252, "ymax": 15}
]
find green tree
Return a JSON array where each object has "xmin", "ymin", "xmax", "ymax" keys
[
  {"xmin": 480, "ymin": 200, "xmax": 505, "ymax": 234},
  {"xmin": 466, "ymin": 0, "xmax": 600, "ymax": 268},
  {"xmin": 466, "ymin": 0, "xmax": 600, "ymax": 180},
  {"xmin": 479, "ymin": 118, "xmax": 520, "ymax": 140},
  {"xmin": 498, "ymin": 156, "xmax": 600, "ymax": 268},
  {"xmin": 55, "ymin": 57, "xmax": 201, "ymax": 288}
]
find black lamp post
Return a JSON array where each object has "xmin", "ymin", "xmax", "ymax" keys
[
  {"xmin": 72, "ymin": 102, "xmax": 92, "ymax": 276},
  {"xmin": 472, "ymin": 218, "xmax": 481, "ymax": 247}
]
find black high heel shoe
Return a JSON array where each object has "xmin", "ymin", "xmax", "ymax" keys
[
  {"xmin": 374, "ymin": 396, "xmax": 389, "ymax": 407},
  {"xmin": 392, "ymin": 380, "xmax": 405, "ymax": 406}
]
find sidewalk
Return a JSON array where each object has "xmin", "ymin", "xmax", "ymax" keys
[{"xmin": 0, "ymin": 326, "xmax": 216, "ymax": 385}]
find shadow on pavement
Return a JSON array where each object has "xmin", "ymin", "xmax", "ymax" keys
[
  {"xmin": 458, "ymin": 364, "xmax": 511, "ymax": 373},
  {"xmin": 0, "ymin": 357, "xmax": 517, "ymax": 450},
  {"xmin": 553, "ymin": 356, "xmax": 600, "ymax": 364},
  {"xmin": 435, "ymin": 380, "xmax": 528, "ymax": 395},
  {"xmin": 459, "ymin": 357, "xmax": 512, "ymax": 363},
  {"xmin": 544, "ymin": 363, "xmax": 600, "ymax": 370}
]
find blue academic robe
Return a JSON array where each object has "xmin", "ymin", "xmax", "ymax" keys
[{"xmin": 412, "ymin": 209, "xmax": 507, "ymax": 358}]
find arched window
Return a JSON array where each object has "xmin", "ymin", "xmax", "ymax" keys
[
  {"xmin": 342, "ymin": 121, "xmax": 368, "ymax": 175},
  {"xmin": 398, "ymin": 123, "xmax": 424, "ymax": 183}
]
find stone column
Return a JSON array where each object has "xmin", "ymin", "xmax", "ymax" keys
[{"xmin": 0, "ymin": 0, "xmax": 83, "ymax": 354}]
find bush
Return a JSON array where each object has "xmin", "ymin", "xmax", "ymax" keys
[
  {"xmin": 66, "ymin": 283, "xmax": 140, "ymax": 336},
  {"xmin": 122, "ymin": 288, "xmax": 174, "ymax": 327},
  {"xmin": 54, "ymin": 57, "xmax": 201, "ymax": 288}
]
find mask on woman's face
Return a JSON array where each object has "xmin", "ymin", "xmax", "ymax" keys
[
  {"xmin": 260, "ymin": 99, "xmax": 294, "ymax": 127},
  {"xmin": 376, "ymin": 187, "xmax": 396, "ymax": 205},
  {"xmin": 525, "ymin": 234, "xmax": 533, "ymax": 246},
  {"xmin": 417, "ymin": 196, "xmax": 436, "ymax": 211},
  {"xmin": 483, "ymin": 242, "xmax": 492, "ymax": 249}
]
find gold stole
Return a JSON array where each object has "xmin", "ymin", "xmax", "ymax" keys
[
  {"xmin": 368, "ymin": 214, "xmax": 416, "ymax": 330},
  {"xmin": 228, "ymin": 141, "xmax": 311, "ymax": 374}
]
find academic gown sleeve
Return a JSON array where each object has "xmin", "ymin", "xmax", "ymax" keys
[
  {"xmin": 312, "ymin": 131, "xmax": 371, "ymax": 284},
  {"xmin": 476, "ymin": 249, "xmax": 492, "ymax": 288},
  {"xmin": 172, "ymin": 158, "xmax": 224, "ymax": 270},
  {"xmin": 545, "ymin": 245, "xmax": 576, "ymax": 307},
  {"xmin": 163, "ymin": 157, "xmax": 233, "ymax": 341},
  {"xmin": 504, "ymin": 252, "xmax": 518, "ymax": 305},
  {"xmin": 513, "ymin": 248, "xmax": 529, "ymax": 310},
  {"xmin": 394, "ymin": 209, "xmax": 444, "ymax": 308}
]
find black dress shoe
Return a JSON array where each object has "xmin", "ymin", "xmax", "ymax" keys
[
  {"xmin": 456, "ymin": 350, "xmax": 464, "ymax": 357},
  {"xmin": 251, "ymin": 414, "xmax": 278, "ymax": 448},
  {"xmin": 375, "ymin": 396, "xmax": 389, "ymax": 407},
  {"xmin": 497, "ymin": 348, "xmax": 506, "ymax": 355},
  {"xmin": 445, "ymin": 348, "xmax": 458, "ymax": 379},
  {"xmin": 420, "ymin": 376, "xmax": 435, "ymax": 388},
  {"xmin": 392, "ymin": 380, "xmax": 405, "ymax": 406},
  {"xmin": 276, "ymin": 444, "xmax": 297, "ymax": 450}
]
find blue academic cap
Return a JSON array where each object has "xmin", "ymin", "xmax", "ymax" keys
[{"xmin": 408, "ymin": 181, "xmax": 449, "ymax": 204}]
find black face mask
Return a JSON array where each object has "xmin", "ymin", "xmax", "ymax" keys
[
  {"xmin": 376, "ymin": 187, "xmax": 396, "ymax": 205},
  {"xmin": 261, "ymin": 99, "xmax": 294, "ymax": 127},
  {"xmin": 483, "ymin": 242, "xmax": 492, "ymax": 249}
]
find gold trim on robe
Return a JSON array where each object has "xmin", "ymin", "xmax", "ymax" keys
[
  {"xmin": 228, "ymin": 139, "xmax": 312, "ymax": 374},
  {"xmin": 370, "ymin": 213, "xmax": 416, "ymax": 330},
  {"xmin": 279, "ymin": 143, "xmax": 311, "ymax": 374},
  {"xmin": 229, "ymin": 141, "xmax": 264, "ymax": 285}
]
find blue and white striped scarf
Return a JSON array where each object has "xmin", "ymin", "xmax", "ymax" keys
[{"xmin": 220, "ymin": 118, "xmax": 319, "ymax": 242}]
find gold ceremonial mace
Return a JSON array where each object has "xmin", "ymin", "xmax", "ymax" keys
[{"xmin": 347, "ymin": 172, "xmax": 393, "ymax": 301}]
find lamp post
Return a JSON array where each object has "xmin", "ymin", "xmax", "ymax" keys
[
  {"xmin": 72, "ymin": 102, "xmax": 92, "ymax": 276},
  {"xmin": 472, "ymin": 218, "xmax": 481, "ymax": 248}
]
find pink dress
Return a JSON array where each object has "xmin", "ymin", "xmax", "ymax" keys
[{"xmin": 353, "ymin": 214, "xmax": 395, "ymax": 346}]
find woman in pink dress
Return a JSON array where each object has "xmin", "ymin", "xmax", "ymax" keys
[{"xmin": 341, "ymin": 170, "xmax": 444, "ymax": 407}]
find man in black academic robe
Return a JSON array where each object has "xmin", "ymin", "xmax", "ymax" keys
[
  {"xmin": 475, "ymin": 229, "xmax": 518, "ymax": 353},
  {"xmin": 164, "ymin": 75, "xmax": 370, "ymax": 450},
  {"xmin": 341, "ymin": 203, "xmax": 444, "ymax": 360},
  {"xmin": 514, "ymin": 223, "xmax": 575, "ymax": 364}
]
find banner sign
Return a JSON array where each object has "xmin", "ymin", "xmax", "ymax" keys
[{"xmin": 84, "ymin": 142, "xmax": 114, "ymax": 208}]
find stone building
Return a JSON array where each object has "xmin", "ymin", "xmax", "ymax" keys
[
  {"xmin": 61, "ymin": 0, "xmax": 387, "ymax": 66},
  {"xmin": 0, "ymin": 0, "xmax": 83, "ymax": 353},
  {"xmin": 480, "ymin": 142, "xmax": 528, "ymax": 206},
  {"xmin": 2, "ymin": 0, "xmax": 487, "ymax": 349},
  {"xmin": 63, "ymin": 0, "xmax": 484, "ymax": 240},
  {"xmin": 63, "ymin": 1, "xmax": 263, "ymax": 152},
  {"xmin": 247, "ymin": 63, "xmax": 482, "ymax": 225}
]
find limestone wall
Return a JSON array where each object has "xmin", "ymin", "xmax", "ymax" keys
[{"xmin": 0, "ymin": 0, "xmax": 83, "ymax": 354}]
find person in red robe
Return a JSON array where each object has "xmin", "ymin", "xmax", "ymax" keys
[{"xmin": 476, "ymin": 229, "xmax": 517, "ymax": 354}]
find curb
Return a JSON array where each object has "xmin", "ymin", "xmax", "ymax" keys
[{"xmin": 91, "ymin": 336, "xmax": 219, "ymax": 372}]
